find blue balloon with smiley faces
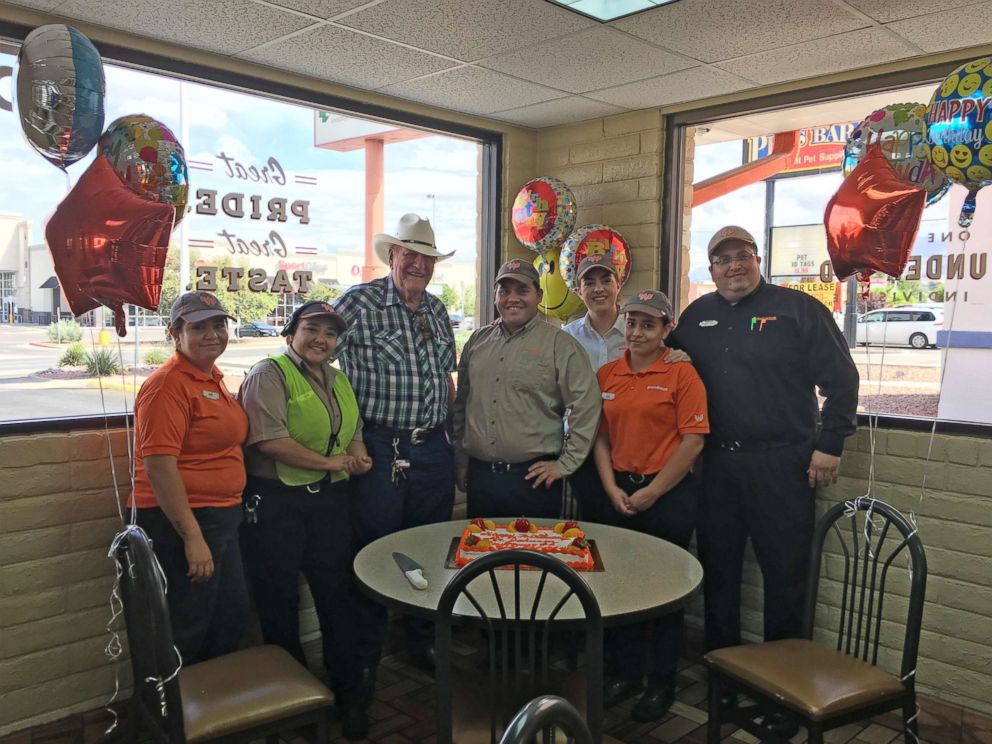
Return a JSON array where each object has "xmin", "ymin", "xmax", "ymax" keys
[{"xmin": 925, "ymin": 56, "xmax": 992, "ymax": 227}]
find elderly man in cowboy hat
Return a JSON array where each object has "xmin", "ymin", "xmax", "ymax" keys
[{"xmin": 333, "ymin": 213, "xmax": 457, "ymax": 691}]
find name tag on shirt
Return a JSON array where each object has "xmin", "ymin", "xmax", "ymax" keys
[
  {"xmin": 602, "ymin": 392, "xmax": 616, "ymax": 400},
  {"xmin": 202, "ymin": 390, "xmax": 220, "ymax": 400},
  {"xmin": 699, "ymin": 320, "xmax": 718, "ymax": 327}
]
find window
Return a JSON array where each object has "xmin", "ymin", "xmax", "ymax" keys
[
  {"xmin": 669, "ymin": 75, "xmax": 992, "ymax": 426},
  {"xmin": 0, "ymin": 42, "xmax": 498, "ymax": 427}
]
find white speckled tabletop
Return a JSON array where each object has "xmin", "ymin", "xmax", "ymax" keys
[{"xmin": 353, "ymin": 520, "xmax": 703, "ymax": 627}]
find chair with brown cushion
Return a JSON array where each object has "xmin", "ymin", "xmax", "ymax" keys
[
  {"xmin": 498, "ymin": 695, "xmax": 593, "ymax": 744},
  {"xmin": 705, "ymin": 497, "xmax": 927, "ymax": 744},
  {"xmin": 116, "ymin": 525, "xmax": 334, "ymax": 743},
  {"xmin": 436, "ymin": 549, "xmax": 603, "ymax": 744}
]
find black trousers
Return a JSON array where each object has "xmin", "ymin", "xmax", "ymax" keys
[
  {"xmin": 240, "ymin": 476, "xmax": 363, "ymax": 697},
  {"xmin": 569, "ymin": 455, "xmax": 606, "ymax": 523},
  {"xmin": 466, "ymin": 457, "xmax": 563, "ymax": 519},
  {"xmin": 698, "ymin": 441, "xmax": 816, "ymax": 651},
  {"xmin": 136, "ymin": 504, "xmax": 248, "ymax": 665},
  {"xmin": 599, "ymin": 473, "xmax": 697, "ymax": 688}
]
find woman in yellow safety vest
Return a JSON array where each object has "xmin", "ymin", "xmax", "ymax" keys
[{"xmin": 238, "ymin": 300, "xmax": 372, "ymax": 740}]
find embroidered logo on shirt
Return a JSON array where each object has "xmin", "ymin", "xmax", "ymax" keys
[
  {"xmin": 522, "ymin": 347, "xmax": 544, "ymax": 356},
  {"xmin": 646, "ymin": 385, "xmax": 669, "ymax": 392},
  {"xmin": 750, "ymin": 315, "xmax": 777, "ymax": 331},
  {"xmin": 693, "ymin": 414, "xmax": 705, "ymax": 422},
  {"xmin": 602, "ymin": 392, "xmax": 616, "ymax": 400},
  {"xmin": 699, "ymin": 320, "xmax": 718, "ymax": 327},
  {"xmin": 202, "ymin": 390, "xmax": 220, "ymax": 400}
]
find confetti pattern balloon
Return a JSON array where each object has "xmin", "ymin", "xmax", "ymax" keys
[
  {"xmin": 15, "ymin": 24, "xmax": 105, "ymax": 170},
  {"xmin": 844, "ymin": 103, "xmax": 950, "ymax": 206},
  {"xmin": 559, "ymin": 225, "xmax": 632, "ymax": 292},
  {"xmin": 512, "ymin": 176, "xmax": 576, "ymax": 254},
  {"xmin": 98, "ymin": 114, "xmax": 190, "ymax": 225},
  {"xmin": 534, "ymin": 249, "xmax": 583, "ymax": 321},
  {"xmin": 925, "ymin": 57, "xmax": 992, "ymax": 227}
]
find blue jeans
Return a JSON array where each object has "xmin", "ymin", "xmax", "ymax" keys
[{"xmin": 350, "ymin": 426, "xmax": 454, "ymax": 664}]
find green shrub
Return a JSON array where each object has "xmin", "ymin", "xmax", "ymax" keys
[
  {"xmin": 58, "ymin": 342, "xmax": 87, "ymax": 367},
  {"xmin": 143, "ymin": 348, "xmax": 168, "ymax": 366},
  {"xmin": 84, "ymin": 348, "xmax": 123, "ymax": 376},
  {"xmin": 47, "ymin": 319, "xmax": 82, "ymax": 343}
]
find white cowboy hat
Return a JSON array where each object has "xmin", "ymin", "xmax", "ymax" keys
[{"xmin": 373, "ymin": 213, "xmax": 455, "ymax": 265}]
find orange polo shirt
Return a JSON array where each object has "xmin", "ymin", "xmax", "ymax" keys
[
  {"xmin": 130, "ymin": 353, "xmax": 248, "ymax": 509},
  {"xmin": 597, "ymin": 349, "xmax": 710, "ymax": 475}
]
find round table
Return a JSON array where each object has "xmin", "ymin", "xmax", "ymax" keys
[{"xmin": 353, "ymin": 520, "xmax": 703, "ymax": 627}]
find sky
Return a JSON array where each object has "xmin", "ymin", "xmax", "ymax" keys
[{"xmin": 0, "ymin": 51, "xmax": 480, "ymax": 273}]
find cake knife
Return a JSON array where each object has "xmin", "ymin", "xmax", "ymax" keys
[{"xmin": 392, "ymin": 551, "xmax": 428, "ymax": 590}]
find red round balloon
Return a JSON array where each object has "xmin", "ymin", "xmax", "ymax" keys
[
  {"xmin": 824, "ymin": 144, "xmax": 926, "ymax": 281},
  {"xmin": 45, "ymin": 155, "xmax": 176, "ymax": 336}
]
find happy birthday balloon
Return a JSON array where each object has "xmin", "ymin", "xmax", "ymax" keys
[
  {"xmin": 924, "ymin": 57, "xmax": 992, "ymax": 227},
  {"xmin": 15, "ymin": 24, "xmax": 105, "ymax": 169},
  {"xmin": 534, "ymin": 249, "xmax": 583, "ymax": 321},
  {"xmin": 825, "ymin": 145, "xmax": 926, "ymax": 281},
  {"xmin": 844, "ymin": 103, "xmax": 950, "ymax": 206},
  {"xmin": 559, "ymin": 225, "xmax": 632, "ymax": 292},
  {"xmin": 45, "ymin": 156, "xmax": 176, "ymax": 336},
  {"xmin": 512, "ymin": 177, "xmax": 576, "ymax": 254},
  {"xmin": 98, "ymin": 114, "xmax": 190, "ymax": 224}
]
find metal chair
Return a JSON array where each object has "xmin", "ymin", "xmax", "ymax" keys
[
  {"xmin": 116, "ymin": 526, "xmax": 334, "ymax": 743},
  {"xmin": 705, "ymin": 497, "xmax": 927, "ymax": 744},
  {"xmin": 436, "ymin": 550, "xmax": 604, "ymax": 744},
  {"xmin": 498, "ymin": 695, "xmax": 593, "ymax": 744}
]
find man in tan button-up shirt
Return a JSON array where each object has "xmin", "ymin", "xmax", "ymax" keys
[{"xmin": 452, "ymin": 259, "xmax": 601, "ymax": 518}]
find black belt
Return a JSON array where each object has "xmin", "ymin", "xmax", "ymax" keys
[
  {"xmin": 365, "ymin": 423, "xmax": 442, "ymax": 445},
  {"xmin": 710, "ymin": 437, "xmax": 799, "ymax": 452},
  {"xmin": 615, "ymin": 470, "xmax": 658, "ymax": 485},
  {"xmin": 470, "ymin": 455, "xmax": 555, "ymax": 473}
]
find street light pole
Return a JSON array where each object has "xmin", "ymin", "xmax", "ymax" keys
[{"xmin": 426, "ymin": 193, "xmax": 436, "ymax": 226}]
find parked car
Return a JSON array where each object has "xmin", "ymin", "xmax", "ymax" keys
[
  {"xmin": 236, "ymin": 320, "xmax": 279, "ymax": 338},
  {"xmin": 855, "ymin": 307, "xmax": 943, "ymax": 349}
]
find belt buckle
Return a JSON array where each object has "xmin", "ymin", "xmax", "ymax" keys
[
  {"xmin": 629, "ymin": 473, "xmax": 647, "ymax": 485},
  {"xmin": 725, "ymin": 440, "xmax": 742, "ymax": 452},
  {"xmin": 491, "ymin": 461, "xmax": 512, "ymax": 473},
  {"xmin": 410, "ymin": 426, "xmax": 428, "ymax": 446}
]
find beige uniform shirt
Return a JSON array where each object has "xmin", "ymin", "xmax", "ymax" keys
[
  {"xmin": 238, "ymin": 347, "xmax": 363, "ymax": 480},
  {"xmin": 452, "ymin": 315, "xmax": 600, "ymax": 476}
]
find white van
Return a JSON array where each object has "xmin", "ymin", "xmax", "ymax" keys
[{"xmin": 855, "ymin": 306, "xmax": 943, "ymax": 349}]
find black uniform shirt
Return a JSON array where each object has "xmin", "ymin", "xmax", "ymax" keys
[{"xmin": 670, "ymin": 280, "xmax": 858, "ymax": 456}]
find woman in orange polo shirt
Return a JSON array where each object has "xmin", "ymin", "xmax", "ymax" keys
[
  {"xmin": 594, "ymin": 289, "xmax": 709, "ymax": 722},
  {"xmin": 130, "ymin": 291, "xmax": 249, "ymax": 664}
]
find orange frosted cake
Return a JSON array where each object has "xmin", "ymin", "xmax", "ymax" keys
[{"xmin": 454, "ymin": 518, "xmax": 594, "ymax": 571}]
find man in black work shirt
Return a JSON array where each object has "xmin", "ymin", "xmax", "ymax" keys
[{"xmin": 671, "ymin": 225, "xmax": 858, "ymax": 661}]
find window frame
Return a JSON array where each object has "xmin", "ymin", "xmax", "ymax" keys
[
  {"xmin": 0, "ymin": 20, "xmax": 503, "ymax": 435},
  {"xmin": 661, "ymin": 55, "xmax": 992, "ymax": 435}
]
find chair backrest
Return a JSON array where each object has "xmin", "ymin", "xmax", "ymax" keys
[
  {"xmin": 116, "ymin": 526, "xmax": 186, "ymax": 743},
  {"xmin": 498, "ymin": 695, "xmax": 593, "ymax": 744},
  {"xmin": 803, "ymin": 497, "xmax": 927, "ymax": 685},
  {"xmin": 436, "ymin": 550, "xmax": 603, "ymax": 744}
]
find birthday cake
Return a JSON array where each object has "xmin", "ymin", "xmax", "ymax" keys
[{"xmin": 454, "ymin": 518, "xmax": 595, "ymax": 571}]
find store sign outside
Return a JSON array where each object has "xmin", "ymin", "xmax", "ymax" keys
[{"xmin": 746, "ymin": 122, "xmax": 857, "ymax": 176}]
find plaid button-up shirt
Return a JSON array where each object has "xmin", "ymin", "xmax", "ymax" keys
[{"xmin": 333, "ymin": 275, "xmax": 456, "ymax": 429}]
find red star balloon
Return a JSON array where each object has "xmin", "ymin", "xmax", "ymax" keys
[
  {"xmin": 825, "ymin": 144, "xmax": 926, "ymax": 281},
  {"xmin": 45, "ymin": 155, "xmax": 176, "ymax": 336}
]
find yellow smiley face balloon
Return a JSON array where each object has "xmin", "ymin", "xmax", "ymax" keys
[
  {"xmin": 979, "ymin": 143, "xmax": 992, "ymax": 166},
  {"xmin": 968, "ymin": 165, "xmax": 992, "ymax": 181},
  {"xmin": 945, "ymin": 165, "xmax": 966, "ymax": 183},
  {"xmin": 534, "ymin": 249, "xmax": 583, "ymax": 322},
  {"xmin": 964, "ymin": 57, "xmax": 991, "ymax": 73},
  {"xmin": 930, "ymin": 145, "xmax": 949, "ymax": 169},
  {"xmin": 940, "ymin": 74, "xmax": 960, "ymax": 97},
  {"xmin": 951, "ymin": 144, "xmax": 973, "ymax": 168},
  {"xmin": 958, "ymin": 73, "xmax": 983, "ymax": 97}
]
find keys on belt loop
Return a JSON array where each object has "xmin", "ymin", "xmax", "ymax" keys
[
  {"xmin": 391, "ymin": 437, "xmax": 410, "ymax": 486},
  {"xmin": 245, "ymin": 494, "xmax": 262, "ymax": 524}
]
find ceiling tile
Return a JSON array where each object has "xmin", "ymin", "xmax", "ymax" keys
[
  {"xmin": 714, "ymin": 27, "xmax": 918, "ymax": 85},
  {"xmin": 492, "ymin": 96, "xmax": 627, "ymax": 127},
  {"xmin": 842, "ymin": 0, "xmax": 978, "ymax": 23},
  {"xmin": 3, "ymin": 0, "xmax": 62, "ymax": 11},
  {"xmin": 259, "ymin": 0, "xmax": 377, "ymax": 19},
  {"xmin": 242, "ymin": 24, "xmax": 457, "ymax": 88},
  {"xmin": 337, "ymin": 0, "xmax": 595, "ymax": 61},
  {"xmin": 379, "ymin": 66, "xmax": 566, "ymax": 116},
  {"xmin": 886, "ymin": 1, "xmax": 992, "ymax": 53},
  {"xmin": 585, "ymin": 66, "xmax": 755, "ymax": 108},
  {"xmin": 50, "ymin": 0, "xmax": 314, "ymax": 56},
  {"xmin": 612, "ymin": 0, "xmax": 870, "ymax": 63},
  {"xmin": 479, "ymin": 26, "xmax": 695, "ymax": 94}
]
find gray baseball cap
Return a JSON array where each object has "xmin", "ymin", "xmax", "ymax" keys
[
  {"xmin": 575, "ymin": 254, "xmax": 620, "ymax": 283},
  {"xmin": 622, "ymin": 289, "xmax": 674, "ymax": 319},
  {"xmin": 169, "ymin": 291, "xmax": 235, "ymax": 326},
  {"xmin": 707, "ymin": 225, "xmax": 757, "ymax": 256},
  {"xmin": 496, "ymin": 258, "xmax": 541, "ymax": 289}
]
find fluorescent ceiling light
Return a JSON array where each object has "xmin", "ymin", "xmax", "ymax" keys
[{"xmin": 547, "ymin": 0, "xmax": 678, "ymax": 22}]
